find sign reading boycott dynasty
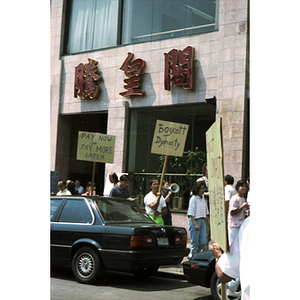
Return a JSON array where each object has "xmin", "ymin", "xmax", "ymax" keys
[
  {"xmin": 76, "ymin": 131, "xmax": 116, "ymax": 164},
  {"xmin": 206, "ymin": 118, "xmax": 228, "ymax": 252},
  {"xmin": 151, "ymin": 120, "xmax": 189, "ymax": 157}
]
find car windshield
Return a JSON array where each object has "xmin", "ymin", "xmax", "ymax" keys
[{"xmin": 94, "ymin": 198, "xmax": 154, "ymax": 224}]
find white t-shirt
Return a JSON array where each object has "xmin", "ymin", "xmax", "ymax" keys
[
  {"xmin": 225, "ymin": 184, "xmax": 237, "ymax": 201},
  {"xmin": 246, "ymin": 190, "xmax": 251, "ymax": 205},
  {"xmin": 144, "ymin": 192, "xmax": 166, "ymax": 216},
  {"xmin": 218, "ymin": 217, "xmax": 250, "ymax": 300},
  {"xmin": 56, "ymin": 188, "xmax": 71, "ymax": 196}
]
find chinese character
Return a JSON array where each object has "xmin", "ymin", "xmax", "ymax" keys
[
  {"xmin": 119, "ymin": 52, "xmax": 145, "ymax": 97},
  {"xmin": 74, "ymin": 58, "xmax": 101, "ymax": 99},
  {"xmin": 164, "ymin": 46, "xmax": 194, "ymax": 91}
]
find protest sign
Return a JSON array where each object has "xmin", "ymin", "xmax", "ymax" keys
[
  {"xmin": 76, "ymin": 131, "xmax": 116, "ymax": 164},
  {"xmin": 151, "ymin": 120, "xmax": 189, "ymax": 157},
  {"xmin": 151, "ymin": 119, "xmax": 189, "ymax": 193},
  {"xmin": 206, "ymin": 117, "xmax": 228, "ymax": 253}
]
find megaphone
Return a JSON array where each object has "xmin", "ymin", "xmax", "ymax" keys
[{"xmin": 168, "ymin": 183, "xmax": 180, "ymax": 193}]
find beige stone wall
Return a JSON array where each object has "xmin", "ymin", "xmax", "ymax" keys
[{"xmin": 50, "ymin": 0, "xmax": 249, "ymax": 182}]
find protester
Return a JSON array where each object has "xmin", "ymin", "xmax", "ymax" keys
[
  {"xmin": 109, "ymin": 172, "xmax": 118, "ymax": 186},
  {"xmin": 197, "ymin": 163, "xmax": 209, "ymax": 198},
  {"xmin": 75, "ymin": 180, "xmax": 84, "ymax": 194},
  {"xmin": 212, "ymin": 217, "xmax": 250, "ymax": 300},
  {"xmin": 224, "ymin": 174, "xmax": 237, "ymax": 217},
  {"xmin": 81, "ymin": 181, "xmax": 98, "ymax": 196},
  {"xmin": 109, "ymin": 174, "xmax": 130, "ymax": 199},
  {"xmin": 144, "ymin": 178, "xmax": 167, "ymax": 225},
  {"xmin": 196, "ymin": 163, "xmax": 210, "ymax": 251},
  {"xmin": 56, "ymin": 180, "xmax": 72, "ymax": 196},
  {"xmin": 161, "ymin": 181, "xmax": 173, "ymax": 225},
  {"xmin": 187, "ymin": 180, "xmax": 210, "ymax": 258},
  {"xmin": 67, "ymin": 181, "xmax": 79, "ymax": 195},
  {"xmin": 228, "ymin": 180, "xmax": 249, "ymax": 246},
  {"xmin": 103, "ymin": 172, "xmax": 118, "ymax": 196}
]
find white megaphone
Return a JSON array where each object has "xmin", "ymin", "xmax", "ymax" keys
[{"xmin": 168, "ymin": 183, "xmax": 180, "ymax": 193}]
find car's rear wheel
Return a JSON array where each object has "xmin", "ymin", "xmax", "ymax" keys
[
  {"xmin": 210, "ymin": 272, "xmax": 241, "ymax": 300},
  {"xmin": 72, "ymin": 247, "xmax": 104, "ymax": 284}
]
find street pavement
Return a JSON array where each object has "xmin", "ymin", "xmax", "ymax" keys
[{"xmin": 51, "ymin": 242, "xmax": 215, "ymax": 300}]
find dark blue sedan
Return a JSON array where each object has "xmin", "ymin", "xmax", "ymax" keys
[{"xmin": 51, "ymin": 196, "xmax": 189, "ymax": 284}]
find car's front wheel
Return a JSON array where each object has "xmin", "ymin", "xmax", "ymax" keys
[
  {"xmin": 72, "ymin": 247, "xmax": 104, "ymax": 284},
  {"xmin": 210, "ymin": 272, "xmax": 241, "ymax": 300}
]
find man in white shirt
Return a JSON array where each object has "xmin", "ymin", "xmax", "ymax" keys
[
  {"xmin": 56, "ymin": 180, "xmax": 72, "ymax": 196},
  {"xmin": 144, "ymin": 179, "xmax": 167, "ymax": 225},
  {"xmin": 212, "ymin": 217, "xmax": 250, "ymax": 300}
]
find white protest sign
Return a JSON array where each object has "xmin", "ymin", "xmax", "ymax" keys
[
  {"xmin": 76, "ymin": 131, "xmax": 116, "ymax": 164},
  {"xmin": 151, "ymin": 120, "xmax": 189, "ymax": 157},
  {"xmin": 206, "ymin": 118, "xmax": 228, "ymax": 252}
]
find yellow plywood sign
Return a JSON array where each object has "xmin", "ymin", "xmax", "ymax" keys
[
  {"xmin": 206, "ymin": 118, "xmax": 228, "ymax": 252},
  {"xmin": 76, "ymin": 131, "xmax": 115, "ymax": 164},
  {"xmin": 151, "ymin": 120, "xmax": 189, "ymax": 157}
]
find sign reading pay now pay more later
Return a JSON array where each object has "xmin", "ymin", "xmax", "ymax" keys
[
  {"xmin": 76, "ymin": 131, "xmax": 116, "ymax": 164},
  {"xmin": 151, "ymin": 120, "xmax": 189, "ymax": 157}
]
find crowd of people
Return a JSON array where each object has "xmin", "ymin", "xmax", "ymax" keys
[
  {"xmin": 54, "ymin": 173, "xmax": 174, "ymax": 226},
  {"xmin": 55, "ymin": 179, "xmax": 98, "ymax": 196},
  {"xmin": 185, "ymin": 163, "xmax": 250, "ymax": 300},
  {"xmin": 54, "ymin": 172, "xmax": 131, "ymax": 198},
  {"xmin": 186, "ymin": 166, "xmax": 250, "ymax": 259}
]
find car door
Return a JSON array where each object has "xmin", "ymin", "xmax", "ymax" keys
[{"xmin": 51, "ymin": 198, "xmax": 95, "ymax": 265}]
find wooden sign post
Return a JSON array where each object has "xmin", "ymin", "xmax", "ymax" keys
[
  {"xmin": 205, "ymin": 117, "xmax": 228, "ymax": 300},
  {"xmin": 151, "ymin": 119, "xmax": 189, "ymax": 192},
  {"xmin": 158, "ymin": 155, "xmax": 168, "ymax": 193},
  {"xmin": 76, "ymin": 131, "xmax": 116, "ymax": 194}
]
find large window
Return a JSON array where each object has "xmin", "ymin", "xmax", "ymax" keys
[
  {"xmin": 65, "ymin": 0, "xmax": 120, "ymax": 54},
  {"xmin": 127, "ymin": 103, "xmax": 216, "ymax": 174},
  {"xmin": 64, "ymin": 0, "xmax": 218, "ymax": 54},
  {"xmin": 122, "ymin": 0, "xmax": 218, "ymax": 44}
]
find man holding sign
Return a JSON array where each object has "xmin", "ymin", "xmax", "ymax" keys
[
  {"xmin": 148, "ymin": 119, "xmax": 189, "ymax": 220},
  {"xmin": 144, "ymin": 178, "xmax": 167, "ymax": 225}
]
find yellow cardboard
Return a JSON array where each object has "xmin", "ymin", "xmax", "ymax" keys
[
  {"xmin": 206, "ymin": 118, "xmax": 228, "ymax": 252},
  {"xmin": 151, "ymin": 119, "xmax": 189, "ymax": 157},
  {"xmin": 76, "ymin": 131, "xmax": 115, "ymax": 164}
]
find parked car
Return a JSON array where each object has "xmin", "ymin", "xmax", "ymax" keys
[
  {"xmin": 51, "ymin": 196, "xmax": 189, "ymax": 284},
  {"xmin": 182, "ymin": 251, "xmax": 241, "ymax": 300}
]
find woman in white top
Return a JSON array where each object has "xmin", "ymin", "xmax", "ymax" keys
[{"xmin": 187, "ymin": 181, "xmax": 210, "ymax": 258}]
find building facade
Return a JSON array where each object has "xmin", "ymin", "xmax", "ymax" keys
[{"xmin": 50, "ymin": 0, "xmax": 249, "ymax": 225}]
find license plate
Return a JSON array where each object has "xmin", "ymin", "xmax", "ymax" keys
[{"xmin": 157, "ymin": 237, "xmax": 169, "ymax": 246}]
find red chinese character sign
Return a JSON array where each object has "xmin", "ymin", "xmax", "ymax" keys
[
  {"xmin": 119, "ymin": 52, "xmax": 146, "ymax": 97},
  {"xmin": 74, "ymin": 58, "xmax": 101, "ymax": 100},
  {"xmin": 164, "ymin": 46, "xmax": 194, "ymax": 91}
]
